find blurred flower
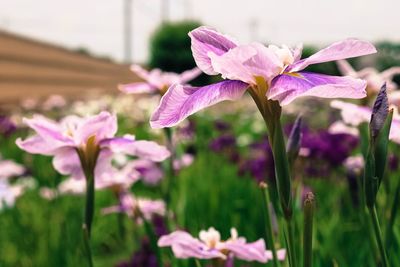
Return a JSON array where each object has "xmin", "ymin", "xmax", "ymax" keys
[
  {"xmin": 42, "ymin": 95, "xmax": 67, "ymax": 111},
  {"xmin": 300, "ymin": 128, "xmax": 359, "ymax": 176},
  {"xmin": 16, "ymin": 111, "xmax": 170, "ymax": 180},
  {"xmin": 0, "ymin": 159, "xmax": 25, "ymax": 180},
  {"xmin": 0, "ymin": 180, "xmax": 25, "ymax": 210},
  {"xmin": 239, "ymin": 137, "xmax": 275, "ymax": 183},
  {"xmin": 102, "ymin": 192, "xmax": 166, "ymax": 223},
  {"xmin": 331, "ymin": 99, "xmax": 400, "ymax": 144},
  {"xmin": 337, "ymin": 60, "xmax": 400, "ymax": 93},
  {"xmin": 344, "ymin": 155, "xmax": 364, "ymax": 175},
  {"xmin": 158, "ymin": 227, "xmax": 285, "ymax": 263},
  {"xmin": 0, "ymin": 115, "xmax": 17, "ymax": 137},
  {"xmin": 119, "ymin": 64, "xmax": 201, "ymax": 95},
  {"xmin": 150, "ymin": 26, "xmax": 376, "ymax": 128},
  {"xmin": 328, "ymin": 121, "xmax": 359, "ymax": 136}
]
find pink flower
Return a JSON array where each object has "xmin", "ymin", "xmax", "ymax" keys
[
  {"xmin": 158, "ymin": 227, "xmax": 285, "ymax": 263},
  {"xmin": 0, "ymin": 180, "xmax": 25, "ymax": 210},
  {"xmin": 150, "ymin": 26, "xmax": 376, "ymax": 128},
  {"xmin": 102, "ymin": 192, "xmax": 166, "ymax": 222},
  {"xmin": 16, "ymin": 112, "xmax": 170, "ymax": 180},
  {"xmin": 331, "ymin": 100, "xmax": 400, "ymax": 144},
  {"xmin": 337, "ymin": 60, "xmax": 400, "ymax": 93},
  {"xmin": 119, "ymin": 65, "xmax": 202, "ymax": 95},
  {"xmin": 0, "ymin": 159, "xmax": 25, "ymax": 180}
]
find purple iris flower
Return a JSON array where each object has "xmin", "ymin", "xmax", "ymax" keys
[
  {"xmin": 16, "ymin": 112, "xmax": 170, "ymax": 180},
  {"xmin": 0, "ymin": 115, "xmax": 17, "ymax": 137},
  {"xmin": 150, "ymin": 26, "xmax": 376, "ymax": 128}
]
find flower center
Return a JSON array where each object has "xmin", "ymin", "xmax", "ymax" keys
[
  {"xmin": 199, "ymin": 227, "xmax": 221, "ymax": 249},
  {"xmin": 268, "ymin": 44, "xmax": 295, "ymax": 72}
]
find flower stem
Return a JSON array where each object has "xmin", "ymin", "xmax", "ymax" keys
[
  {"xmin": 369, "ymin": 205, "xmax": 389, "ymax": 267},
  {"xmin": 259, "ymin": 182, "xmax": 279, "ymax": 267},
  {"xmin": 285, "ymin": 219, "xmax": 298, "ymax": 267},
  {"xmin": 303, "ymin": 193, "xmax": 315, "ymax": 267},
  {"xmin": 142, "ymin": 217, "xmax": 163, "ymax": 267},
  {"xmin": 385, "ymin": 174, "xmax": 400, "ymax": 249},
  {"xmin": 82, "ymin": 224, "xmax": 94, "ymax": 267}
]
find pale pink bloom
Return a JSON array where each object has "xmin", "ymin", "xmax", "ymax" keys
[
  {"xmin": 39, "ymin": 187, "xmax": 58, "ymax": 200},
  {"xmin": 150, "ymin": 26, "xmax": 376, "ymax": 128},
  {"xmin": 337, "ymin": 60, "xmax": 400, "ymax": 93},
  {"xmin": 0, "ymin": 180, "xmax": 27, "ymax": 210},
  {"xmin": 130, "ymin": 159, "xmax": 164, "ymax": 185},
  {"xmin": 158, "ymin": 227, "xmax": 285, "ymax": 263},
  {"xmin": 42, "ymin": 95, "xmax": 67, "ymax": 111},
  {"xmin": 96, "ymin": 161, "xmax": 141, "ymax": 190},
  {"xmin": 331, "ymin": 100, "xmax": 400, "ymax": 144},
  {"xmin": 330, "ymin": 100, "xmax": 371, "ymax": 126},
  {"xmin": 0, "ymin": 159, "xmax": 25, "ymax": 180},
  {"xmin": 58, "ymin": 178, "xmax": 86, "ymax": 195},
  {"xmin": 344, "ymin": 155, "xmax": 364, "ymax": 174},
  {"xmin": 173, "ymin": 154, "xmax": 194, "ymax": 170},
  {"xmin": 102, "ymin": 192, "xmax": 166, "ymax": 222},
  {"xmin": 328, "ymin": 121, "xmax": 359, "ymax": 136},
  {"xmin": 16, "ymin": 112, "xmax": 170, "ymax": 180},
  {"xmin": 119, "ymin": 64, "xmax": 202, "ymax": 95}
]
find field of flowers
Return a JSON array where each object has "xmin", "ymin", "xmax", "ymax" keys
[{"xmin": 1, "ymin": 25, "xmax": 400, "ymax": 267}]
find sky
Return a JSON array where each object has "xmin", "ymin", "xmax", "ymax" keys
[{"xmin": 1, "ymin": 0, "xmax": 399, "ymax": 63}]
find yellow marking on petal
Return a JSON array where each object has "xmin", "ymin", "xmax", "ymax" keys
[{"xmin": 284, "ymin": 72, "xmax": 304, "ymax": 79}]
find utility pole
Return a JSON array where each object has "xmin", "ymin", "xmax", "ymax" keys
[
  {"xmin": 161, "ymin": 0, "xmax": 169, "ymax": 23},
  {"xmin": 124, "ymin": 0, "xmax": 132, "ymax": 63}
]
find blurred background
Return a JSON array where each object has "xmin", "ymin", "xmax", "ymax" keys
[{"xmin": 1, "ymin": 0, "xmax": 400, "ymax": 101}]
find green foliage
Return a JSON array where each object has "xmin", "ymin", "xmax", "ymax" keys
[{"xmin": 149, "ymin": 21, "xmax": 201, "ymax": 73}]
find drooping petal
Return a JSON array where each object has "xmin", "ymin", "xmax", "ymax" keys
[
  {"xmin": 289, "ymin": 39, "xmax": 376, "ymax": 72},
  {"xmin": 130, "ymin": 64, "xmax": 151, "ymax": 81},
  {"xmin": 118, "ymin": 82, "xmax": 157, "ymax": 94},
  {"xmin": 16, "ymin": 135, "xmax": 65, "ymax": 156},
  {"xmin": 189, "ymin": 26, "xmax": 238, "ymax": 75},
  {"xmin": 22, "ymin": 115, "xmax": 73, "ymax": 145},
  {"xmin": 74, "ymin": 111, "xmax": 117, "ymax": 145},
  {"xmin": 52, "ymin": 148, "xmax": 84, "ymax": 179},
  {"xmin": 209, "ymin": 43, "xmax": 282, "ymax": 84},
  {"xmin": 268, "ymin": 72, "xmax": 367, "ymax": 105},
  {"xmin": 179, "ymin": 67, "xmax": 202, "ymax": 84},
  {"xmin": 101, "ymin": 136, "xmax": 170, "ymax": 162},
  {"xmin": 150, "ymin": 80, "xmax": 248, "ymax": 128},
  {"xmin": 126, "ymin": 141, "xmax": 171, "ymax": 162},
  {"xmin": 224, "ymin": 239, "xmax": 268, "ymax": 263}
]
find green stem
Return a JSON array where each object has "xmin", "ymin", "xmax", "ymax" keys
[
  {"xmin": 195, "ymin": 259, "xmax": 202, "ymax": 267},
  {"xmin": 303, "ymin": 193, "xmax": 315, "ymax": 267},
  {"xmin": 82, "ymin": 224, "xmax": 94, "ymax": 267},
  {"xmin": 369, "ymin": 205, "xmax": 389, "ymax": 267},
  {"xmin": 84, "ymin": 173, "xmax": 95, "ymax": 236},
  {"xmin": 260, "ymin": 183, "xmax": 279, "ymax": 267},
  {"xmin": 386, "ymin": 175, "xmax": 400, "ymax": 249},
  {"xmin": 143, "ymin": 218, "xmax": 163, "ymax": 267},
  {"xmin": 286, "ymin": 219, "xmax": 298, "ymax": 267}
]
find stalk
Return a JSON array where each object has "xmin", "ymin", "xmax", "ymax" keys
[
  {"xmin": 369, "ymin": 206, "xmax": 389, "ymax": 267},
  {"xmin": 385, "ymin": 174, "xmax": 400, "ymax": 249},
  {"xmin": 249, "ymin": 80, "xmax": 296, "ymax": 267},
  {"xmin": 260, "ymin": 182, "xmax": 279, "ymax": 267},
  {"xmin": 303, "ymin": 193, "xmax": 315, "ymax": 267}
]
